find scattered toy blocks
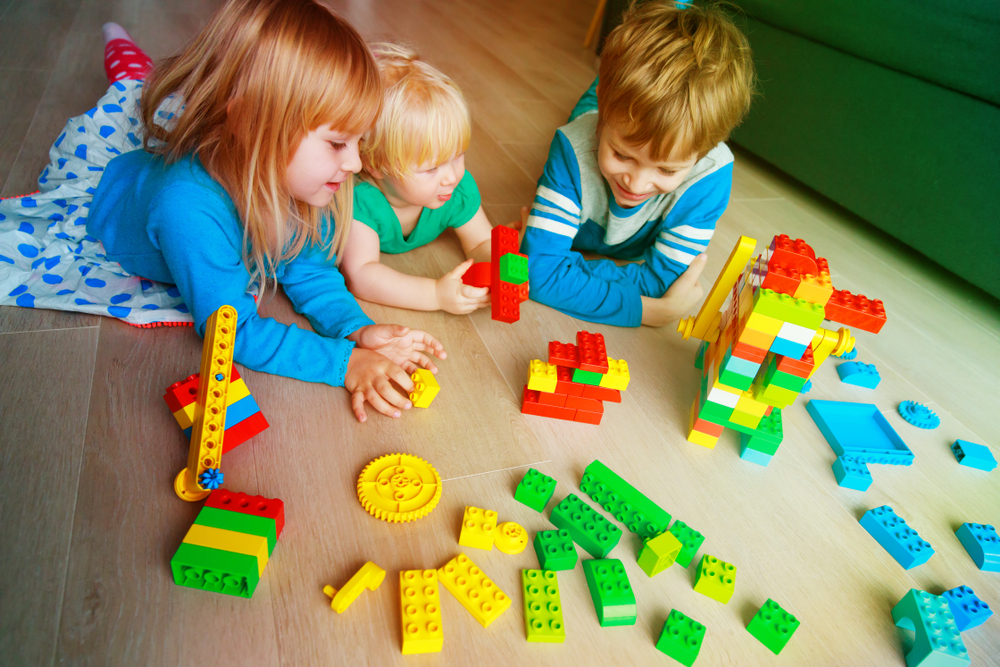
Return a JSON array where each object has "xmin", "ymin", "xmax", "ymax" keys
[
  {"xmin": 550, "ymin": 494, "xmax": 622, "ymax": 558},
  {"xmin": 437, "ymin": 553, "xmax": 511, "ymax": 628},
  {"xmin": 514, "ymin": 468, "xmax": 557, "ymax": 512},
  {"xmin": 459, "ymin": 506, "xmax": 498, "ymax": 551},
  {"xmin": 582, "ymin": 559, "xmax": 636, "ymax": 626},
  {"xmin": 323, "ymin": 561, "xmax": 386, "ymax": 613},
  {"xmin": 669, "ymin": 520, "xmax": 705, "ymax": 568},
  {"xmin": 194, "ymin": 506, "xmax": 278, "ymax": 553},
  {"xmin": 638, "ymin": 531, "xmax": 682, "ymax": 577},
  {"xmin": 951, "ymin": 440, "xmax": 997, "ymax": 472},
  {"xmin": 693, "ymin": 555, "xmax": 736, "ymax": 604},
  {"xmin": 534, "ymin": 530, "xmax": 578, "ymax": 571},
  {"xmin": 955, "ymin": 523, "xmax": 1000, "ymax": 572},
  {"xmin": 522, "ymin": 570, "xmax": 565, "ymax": 643},
  {"xmin": 746, "ymin": 599, "xmax": 800, "ymax": 655},
  {"xmin": 837, "ymin": 361, "xmax": 881, "ymax": 388},
  {"xmin": 860, "ymin": 506, "xmax": 934, "ymax": 570},
  {"xmin": 204, "ymin": 489, "xmax": 285, "ymax": 538},
  {"xmin": 576, "ymin": 331, "xmax": 609, "ymax": 373},
  {"xmin": 832, "ymin": 456, "xmax": 873, "ymax": 491},
  {"xmin": 166, "ymin": 366, "xmax": 270, "ymax": 450},
  {"xmin": 655, "ymin": 609, "xmax": 705, "ymax": 666},
  {"xmin": 892, "ymin": 589, "xmax": 969, "ymax": 667},
  {"xmin": 400, "ymin": 570, "xmax": 444, "ymax": 654},
  {"xmin": 942, "ymin": 586, "xmax": 992, "ymax": 632},
  {"xmin": 409, "ymin": 369, "xmax": 440, "ymax": 408},
  {"xmin": 579, "ymin": 460, "xmax": 671, "ymax": 540},
  {"xmin": 898, "ymin": 400, "xmax": 940, "ymax": 429},
  {"xmin": 495, "ymin": 522, "xmax": 529, "ymax": 555}
]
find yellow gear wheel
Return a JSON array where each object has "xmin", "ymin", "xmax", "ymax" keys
[{"xmin": 357, "ymin": 453, "xmax": 442, "ymax": 523}]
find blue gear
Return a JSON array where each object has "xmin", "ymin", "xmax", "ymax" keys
[
  {"xmin": 839, "ymin": 348, "xmax": 858, "ymax": 360},
  {"xmin": 802, "ymin": 379, "xmax": 812, "ymax": 393},
  {"xmin": 198, "ymin": 468, "xmax": 224, "ymax": 489},
  {"xmin": 898, "ymin": 401, "xmax": 940, "ymax": 429}
]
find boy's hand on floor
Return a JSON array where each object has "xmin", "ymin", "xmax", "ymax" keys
[
  {"xmin": 349, "ymin": 323, "xmax": 447, "ymax": 374},
  {"xmin": 436, "ymin": 259, "xmax": 491, "ymax": 314},
  {"xmin": 345, "ymin": 348, "xmax": 414, "ymax": 422},
  {"xmin": 640, "ymin": 253, "xmax": 708, "ymax": 327}
]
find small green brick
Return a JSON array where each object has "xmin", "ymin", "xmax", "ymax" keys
[
  {"xmin": 523, "ymin": 569, "xmax": 565, "ymax": 643},
  {"xmin": 698, "ymin": 398, "xmax": 735, "ymax": 426},
  {"xmin": 579, "ymin": 460, "xmax": 671, "ymax": 540},
  {"xmin": 514, "ymin": 468, "xmax": 556, "ymax": 512},
  {"xmin": 655, "ymin": 609, "xmax": 705, "ymax": 666},
  {"xmin": 718, "ymin": 366, "xmax": 755, "ymax": 392},
  {"xmin": 752, "ymin": 288, "xmax": 826, "ymax": 330},
  {"xmin": 694, "ymin": 341, "xmax": 708, "ymax": 370},
  {"xmin": 194, "ymin": 506, "xmax": 278, "ymax": 554},
  {"xmin": 533, "ymin": 530, "xmax": 578, "ymax": 570},
  {"xmin": 746, "ymin": 599, "xmax": 800, "ymax": 655},
  {"xmin": 170, "ymin": 542, "xmax": 259, "ymax": 598},
  {"xmin": 693, "ymin": 554, "xmax": 737, "ymax": 604},
  {"xmin": 752, "ymin": 375, "xmax": 798, "ymax": 408},
  {"xmin": 763, "ymin": 359, "xmax": 807, "ymax": 392},
  {"xmin": 582, "ymin": 558, "xmax": 636, "ymax": 626},
  {"xmin": 499, "ymin": 252, "xmax": 528, "ymax": 284},
  {"xmin": 550, "ymin": 494, "xmax": 621, "ymax": 558},
  {"xmin": 572, "ymin": 368, "xmax": 604, "ymax": 385},
  {"xmin": 638, "ymin": 530, "xmax": 682, "ymax": 577},
  {"xmin": 668, "ymin": 520, "xmax": 705, "ymax": 568}
]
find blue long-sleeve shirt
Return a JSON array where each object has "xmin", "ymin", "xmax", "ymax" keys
[
  {"xmin": 521, "ymin": 82, "xmax": 734, "ymax": 327},
  {"xmin": 86, "ymin": 150, "xmax": 372, "ymax": 387}
]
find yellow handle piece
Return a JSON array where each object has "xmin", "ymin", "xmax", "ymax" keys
[
  {"xmin": 677, "ymin": 236, "xmax": 757, "ymax": 342},
  {"xmin": 808, "ymin": 327, "xmax": 855, "ymax": 377},
  {"xmin": 323, "ymin": 561, "xmax": 386, "ymax": 613}
]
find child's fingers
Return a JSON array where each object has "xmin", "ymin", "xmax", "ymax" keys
[
  {"xmin": 365, "ymin": 387, "xmax": 401, "ymax": 419},
  {"xmin": 444, "ymin": 258, "xmax": 475, "ymax": 281},
  {"xmin": 399, "ymin": 360, "xmax": 418, "ymax": 374},
  {"xmin": 410, "ymin": 352, "xmax": 437, "ymax": 373},
  {"xmin": 351, "ymin": 390, "xmax": 368, "ymax": 423},
  {"xmin": 389, "ymin": 365, "xmax": 416, "ymax": 393},
  {"xmin": 375, "ymin": 375, "xmax": 412, "ymax": 411},
  {"xmin": 460, "ymin": 284, "xmax": 489, "ymax": 298},
  {"xmin": 672, "ymin": 253, "xmax": 708, "ymax": 292},
  {"xmin": 409, "ymin": 330, "xmax": 446, "ymax": 358}
]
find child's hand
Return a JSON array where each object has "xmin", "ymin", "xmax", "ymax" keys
[
  {"xmin": 349, "ymin": 324, "xmax": 447, "ymax": 373},
  {"xmin": 345, "ymin": 348, "xmax": 414, "ymax": 422},
  {"xmin": 436, "ymin": 259, "xmax": 490, "ymax": 314},
  {"xmin": 641, "ymin": 253, "xmax": 708, "ymax": 327},
  {"xmin": 505, "ymin": 206, "xmax": 529, "ymax": 248}
]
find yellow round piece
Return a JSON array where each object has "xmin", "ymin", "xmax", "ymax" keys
[
  {"xmin": 494, "ymin": 521, "xmax": 529, "ymax": 554},
  {"xmin": 357, "ymin": 454, "xmax": 442, "ymax": 523}
]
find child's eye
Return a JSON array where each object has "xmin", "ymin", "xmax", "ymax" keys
[
  {"xmin": 614, "ymin": 151, "xmax": 630, "ymax": 162},
  {"xmin": 659, "ymin": 168, "xmax": 677, "ymax": 176},
  {"xmin": 330, "ymin": 141, "xmax": 346, "ymax": 150}
]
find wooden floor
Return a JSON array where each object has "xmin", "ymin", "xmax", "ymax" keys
[{"xmin": 2, "ymin": 1, "xmax": 999, "ymax": 665}]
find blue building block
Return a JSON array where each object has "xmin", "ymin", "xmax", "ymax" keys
[
  {"xmin": 837, "ymin": 362, "xmax": 881, "ymax": 388},
  {"xmin": 739, "ymin": 436, "xmax": 773, "ymax": 466},
  {"xmin": 892, "ymin": 589, "xmax": 969, "ymax": 667},
  {"xmin": 951, "ymin": 440, "xmax": 997, "ymax": 472},
  {"xmin": 801, "ymin": 379, "xmax": 812, "ymax": 393},
  {"xmin": 955, "ymin": 523, "xmax": 1000, "ymax": 572},
  {"xmin": 769, "ymin": 337, "xmax": 808, "ymax": 359},
  {"xmin": 832, "ymin": 456, "xmax": 872, "ymax": 491},
  {"xmin": 839, "ymin": 347, "xmax": 858, "ymax": 360},
  {"xmin": 942, "ymin": 586, "xmax": 992, "ymax": 632},
  {"xmin": 806, "ymin": 400, "xmax": 913, "ymax": 465},
  {"xmin": 898, "ymin": 400, "xmax": 940, "ymax": 429},
  {"xmin": 860, "ymin": 506, "xmax": 934, "ymax": 570}
]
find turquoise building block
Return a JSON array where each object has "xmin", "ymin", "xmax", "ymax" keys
[
  {"xmin": 942, "ymin": 586, "xmax": 992, "ymax": 631},
  {"xmin": 892, "ymin": 589, "xmax": 969, "ymax": 667},
  {"xmin": 955, "ymin": 523, "xmax": 1000, "ymax": 571},
  {"xmin": 951, "ymin": 440, "xmax": 997, "ymax": 472},
  {"xmin": 837, "ymin": 361, "xmax": 881, "ymax": 388},
  {"xmin": 860, "ymin": 506, "xmax": 934, "ymax": 569},
  {"xmin": 832, "ymin": 456, "xmax": 872, "ymax": 491}
]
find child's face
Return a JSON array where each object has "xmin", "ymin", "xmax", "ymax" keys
[
  {"xmin": 287, "ymin": 124, "xmax": 364, "ymax": 207},
  {"xmin": 597, "ymin": 121, "xmax": 699, "ymax": 209},
  {"xmin": 378, "ymin": 153, "xmax": 465, "ymax": 210}
]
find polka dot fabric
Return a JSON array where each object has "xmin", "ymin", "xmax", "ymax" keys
[
  {"xmin": 104, "ymin": 38, "xmax": 153, "ymax": 83},
  {"xmin": 0, "ymin": 79, "xmax": 193, "ymax": 325}
]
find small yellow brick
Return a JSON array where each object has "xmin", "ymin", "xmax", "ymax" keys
[
  {"xmin": 459, "ymin": 506, "xmax": 497, "ymax": 551},
  {"xmin": 409, "ymin": 369, "xmax": 440, "ymax": 408},
  {"xmin": 400, "ymin": 570, "xmax": 444, "ymax": 654},
  {"xmin": 527, "ymin": 360, "xmax": 557, "ymax": 393},
  {"xmin": 599, "ymin": 358, "xmax": 630, "ymax": 390},
  {"xmin": 437, "ymin": 553, "xmax": 511, "ymax": 628}
]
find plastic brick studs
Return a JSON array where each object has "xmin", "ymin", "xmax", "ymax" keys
[
  {"xmin": 837, "ymin": 362, "xmax": 881, "ymax": 388},
  {"xmin": 655, "ymin": 609, "xmax": 705, "ymax": 666},
  {"xmin": 898, "ymin": 401, "xmax": 940, "ymax": 429},
  {"xmin": 746, "ymin": 599, "xmax": 800, "ymax": 655},
  {"xmin": 892, "ymin": 590, "xmax": 969, "ymax": 667},
  {"xmin": 579, "ymin": 460, "xmax": 671, "ymax": 541},
  {"xmin": 459, "ymin": 506, "xmax": 498, "ymax": 551},
  {"xmin": 550, "ymin": 494, "xmax": 622, "ymax": 558},
  {"xmin": 356, "ymin": 454, "xmax": 442, "ymax": 523},
  {"xmin": 523, "ymin": 570, "xmax": 565, "ymax": 642},
  {"xmin": 400, "ymin": 570, "xmax": 444, "ymax": 654},
  {"xmin": 942, "ymin": 586, "xmax": 992, "ymax": 631},
  {"xmin": 669, "ymin": 520, "xmax": 705, "ymax": 568},
  {"xmin": 582, "ymin": 558, "xmax": 636, "ymax": 626},
  {"xmin": 955, "ymin": 523, "xmax": 1000, "ymax": 571},
  {"xmin": 693, "ymin": 555, "xmax": 736, "ymax": 604},
  {"xmin": 860, "ymin": 506, "xmax": 934, "ymax": 569},
  {"xmin": 514, "ymin": 468, "xmax": 557, "ymax": 512},
  {"xmin": 533, "ymin": 530, "xmax": 578, "ymax": 571},
  {"xmin": 437, "ymin": 554, "xmax": 511, "ymax": 628},
  {"xmin": 409, "ymin": 369, "xmax": 440, "ymax": 408}
]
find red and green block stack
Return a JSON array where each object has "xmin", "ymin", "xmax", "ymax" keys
[{"xmin": 461, "ymin": 225, "xmax": 529, "ymax": 323}]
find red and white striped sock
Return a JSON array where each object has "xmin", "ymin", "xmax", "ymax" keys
[{"xmin": 104, "ymin": 38, "xmax": 153, "ymax": 84}]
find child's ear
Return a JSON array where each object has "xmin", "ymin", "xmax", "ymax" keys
[{"xmin": 364, "ymin": 165, "xmax": 384, "ymax": 180}]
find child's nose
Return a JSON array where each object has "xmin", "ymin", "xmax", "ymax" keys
[{"xmin": 341, "ymin": 144, "xmax": 363, "ymax": 174}]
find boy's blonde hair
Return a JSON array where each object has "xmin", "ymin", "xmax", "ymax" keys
[
  {"xmin": 361, "ymin": 43, "xmax": 471, "ymax": 179},
  {"xmin": 598, "ymin": 1, "xmax": 755, "ymax": 160},
  {"xmin": 140, "ymin": 0, "xmax": 382, "ymax": 290}
]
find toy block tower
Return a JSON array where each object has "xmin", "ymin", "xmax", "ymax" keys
[
  {"xmin": 677, "ymin": 234, "xmax": 888, "ymax": 465},
  {"xmin": 520, "ymin": 331, "xmax": 630, "ymax": 425},
  {"xmin": 490, "ymin": 225, "xmax": 529, "ymax": 323}
]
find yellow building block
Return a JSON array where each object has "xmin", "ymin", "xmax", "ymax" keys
[
  {"xmin": 437, "ymin": 553, "xmax": 511, "ymax": 628},
  {"xmin": 173, "ymin": 378, "xmax": 251, "ymax": 430},
  {"xmin": 182, "ymin": 523, "xmax": 268, "ymax": 575},
  {"xmin": 687, "ymin": 398, "xmax": 719, "ymax": 449},
  {"xmin": 599, "ymin": 358, "xmax": 630, "ymax": 390},
  {"xmin": 527, "ymin": 360, "xmax": 557, "ymax": 393},
  {"xmin": 794, "ymin": 269, "xmax": 833, "ymax": 305},
  {"xmin": 693, "ymin": 554, "xmax": 736, "ymax": 604},
  {"xmin": 400, "ymin": 570, "xmax": 444, "ymax": 654},
  {"xmin": 322, "ymin": 561, "xmax": 386, "ymax": 613},
  {"xmin": 735, "ymin": 392, "xmax": 767, "ymax": 417},
  {"xmin": 744, "ymin": 311, "xmax": 783, "ymax": 336},
  {"xmin": 737, "ymin": 324, "xmax": 776, "ymax": 351},
  {"xmin": 494, "ymin": 522, "xmax": 529, "ymax": 555},
  {"xmin": 409, "ymin": 369, "xmax": 440, "ymax": 408},
  {"xmin": 809, "ymin": 327, "xmax": 855, "ymax": 376},
  {"xmin": 678, "ymin": 235, "xmax": 757, "ymax": 342},
  {"xmin": 458, "ymin": 506, "xmax": 497, "ymax": 551},
  {"xmin": 728, "ymin": 408, "xmax": 763, "ymax": 430}
]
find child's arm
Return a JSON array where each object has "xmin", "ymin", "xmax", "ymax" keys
[{"xmin": 454, "ymin": 206, "xmax": 493, "ymax": 263}]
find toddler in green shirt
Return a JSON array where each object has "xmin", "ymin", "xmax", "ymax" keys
[{"xmin": 340, "ymin": 43, "xmax": 493, "ymax": 314}]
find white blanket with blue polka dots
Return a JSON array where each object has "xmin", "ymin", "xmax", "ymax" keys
[{"xmin": 0, "ymin": 79, "xmax": 192, "ymax": 325}]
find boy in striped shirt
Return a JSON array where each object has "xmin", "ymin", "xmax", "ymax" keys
[{"xmin": 520, "ymin": 2, "xmax": 755, "ymax": 326}]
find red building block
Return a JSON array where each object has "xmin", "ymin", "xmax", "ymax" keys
[
  {"xmin": 824, "ymin": 289, "xmax": 887, "ymax": 334},
  {"xmin": 566, "ymin": 395, "xmax": 603, "ymax": 412},
  {"xmin": 555, "ymin": 366, "xmax": 585, "ymax": 397},
  {"xmin": 205, "ymin": 489, "xmax": 286, "ymax": 538},
  {"xmin": 521, "ymin": 386, "xmax": 575, "ymax": 421},
  {"xmin": 574, "ymin": 408, "xmax": 603, "ymax": 425},
  {"xmin": 220, "ymin": 411, "xmax": 270, "ymax": 453},
  {"xmin": 548, "ymin": 341, "xmax": 580, "ymax": 369},
  {"xmin": 576, "ymin": 331, "xmax": 609, "ymax": 373},
  {"xmin": 492, "ymin": 281, "xmax": 521, "ymax": 324},
  {"xmin": 164, "ymin": 367, "xmax": 243, "ymax": 413},
  {"xmin": 768, "ymin": 234, "xmax": 818, "ymax": 277},
  {"xmin": 732, "ymin": 341, "xmax": 767, "ymax": 364},
  {"xmin": 517, "ymin": 282, "xmax": 530, "ymax": 302},
  {"xmin": 582, "ymin": 384, "xmax": 621, "ymax": 403},
  {"xmin": 461, "ymin": 261, "xmax": 491, "ymax": 288},
  {"xmin": 693, "ymin": 416, "xmax": 725, "ymax": 437},
  {"xmin": 775, "ymin": 345, "xmax": 815, "ymax": 379},
  {"xmin": 761, "ymin": 264, "xmax": 802, "ymax": 297},
  {"xmin": 538, "ymin": 391, "xmax": 568, "ymax": 407}
]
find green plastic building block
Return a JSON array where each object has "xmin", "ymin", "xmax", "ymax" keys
[
  {"xmin": 579, "ymin": 460, "xmax": 672, "ymax": 540},
  {"xmin": 522, "ymin": 569, "xmax": 565, "ymax": 643},
  {"xmin": 892, "ymin": 589, "xmax": 969, "ymax": 667},
  {"xmin": 746, "ymin": 599, "xmax": 800, "ymax": 655},
  {"xmin": 752, "ymin": 288, "xmax": 826, "ymax": 330},
  {"xmin": 514, "ymin": 468, "xmax": 556, "ymax": 512},
  {"xmin": 533, "ymin": 530, "xmax": 578, "ymax": 571},
  {"xmin": 572, "ymin": 368, "xmax": 604, "ymax": 385},
  {"xmin": 694, "ymin": 341, "xmax": 707, "ymax": 370},
  {"xmin": 763, "ymin": 357, "xmax": 808, "ymax": 392},
  {"xmin": 637, "ymin": 530, "xmax": 682, "ymax": 577},
  {"xmin": 668, "ymin": 520, "xmax": 705, "ymax": 568},
  {"xmin": 655, "ymin": 609, "xmax": 705, "ymax": 666},
  {"xmin": 499, "ymin": 252, "xmax": 528, "ymax": 285},
  {"xmin": 170, "ymin": 542, "xmax": 259, "ymax": 598},
  {"xmin": 194, "ymin": 506, "xmax": 278, "ymax": 554},
  {"xmin": 693, "ymin": 554, "xmax": 736, "ymax": 604},
  {"xmin": 550, "ymin": 494, "xmax": 621, "ymax": 558},
  {"xmin": 582, "ymin": 558, "xmax": 636, "ymax": 626}
]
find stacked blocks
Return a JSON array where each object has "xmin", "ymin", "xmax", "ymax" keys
[
  {"xmin": 832, "ymin": 455, "xmax": 873, "ymax": 491},
  {"xmin": 170, "ymin": 489, "xmax": 284, "ymax": 598},
  {"xmin": 522, "ymin": 570, "xmax": 565, "ymax": 643},
  {"xmin": 892, "ymin": 589, "xmax": 969, "ymax": 667},
  {"xmin": 437, "ymin": 554, "xmax": 511, "ymax": 628},
  {"xmin": 837, "ymin": 361, "xmax": 881, "ymax": 388},
  {"xmin": 746, "ymin": 599, "xmax": 800, "ymax": 655},
  {"xmin": 520, "ymin": 331, "xmax": 628, "ymax": 425},
  {"xmin": 942, "ymin": 586, "xmax": 992, "ymax": 632},
  {"xmin": 164, "ymin": 366, "xmax": 269, "ymax": 452},
  {"xmin": 408, "ymin": 369, "xmax": 439, "ymax": 408},
  {"xmin": 582, "ymin": 558, "xmax": 636, "ymax": 626},
  {"xmin": 669, "ymin": 520, "xmax": 706, "ymax": 568},
  {"xmin": 955, "ymin": 523, "xmax": 1000, "ymax": 571},
  {"xmin": 533, "ymin": 530, "xmax": 578, "ymax": 571},
  {"xmin": 951, "ymin": 440, "xmax": 997, "ymax": 472},
  {"xmin": 655, "ymin": 610, "xmax": 705, "ymax": 666},
  {"xmin": 860, "ymin": 506, "xmax": 934, "ymax": 569},
  {"xmin": 693, "ymin": 555, "xmax": 736, "ymax": 604},
  {"xmin": 459, "ymin": 506, "xmax": 497, "ymax": 551},
  {"xmin": 400, "ymin": 570, "xmax": 444, "ymax": 654},
  {"xmin": 637, "ymin": 531, "xmax": 682, "ymax": 578},
  {"xmin": 549, "ymin": 494, "xmax": 622, "ymax": 558},
  {"xmin": 514, "ymin": 468, "xmax": 556, "ymax": 512},
  {"xmin": 490, "ymin": 225, "xmax": 528, "ymax": 323},
  {"xmin": 579, "ymin": 460, "xmax": 671, "ymax": 540}
]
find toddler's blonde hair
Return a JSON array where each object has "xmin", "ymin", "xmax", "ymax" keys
[
  {"xmin": 140, "ymin": 0, "xmax": 382, "ymax": 289},
  {"xmin": 598, "ymin": 1, "xmax": 755, "ymax": 160},
  {"xmin": 361, "ymin": 43, "xmax": 471, "ymax": 179}
]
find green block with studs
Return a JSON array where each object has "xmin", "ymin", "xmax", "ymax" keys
[
  {"xmin": 514, "ymin": 468, "xmax": 556, "ymax": 512},
  {"xmin": 746, "ymin": 599, "xmax": 800, "ymax": 655},
  {"xmin": 655, "ymin": 609, "xmax": 706, "ymax": 666}
]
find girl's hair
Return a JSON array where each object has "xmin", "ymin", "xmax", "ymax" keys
[
  {"xmin": 140, "ymin": 0, "xmax": 382, "ymax": 289},
  {"xmin": 361, "ymin": 43, "xmax": 471, "ymax": 179}
]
